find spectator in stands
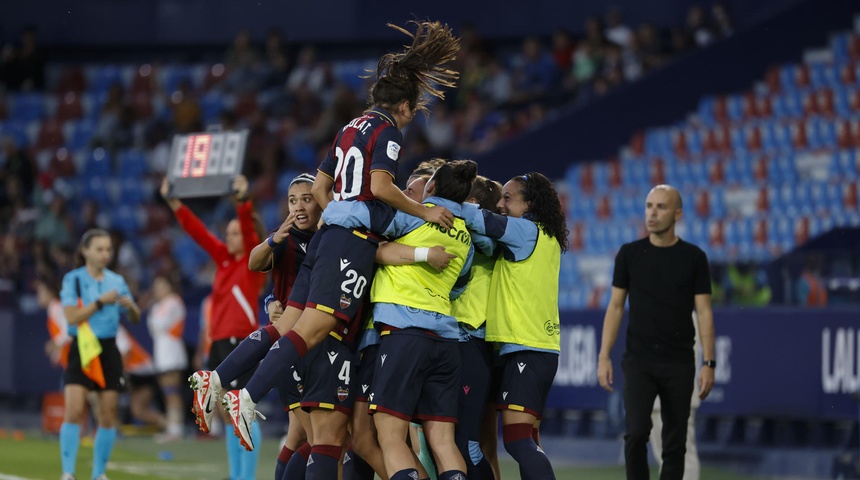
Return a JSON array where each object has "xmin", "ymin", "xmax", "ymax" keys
[
  {"xmin": 34, "ymin": 191, "xmax": 73, "ymax": 249},
  {"xmin": 1, "ymin": 136, "xmax": 35, "ymax": 200},
  {"xmin": 598, "ymin": 185, "xmax": 715, "ymax": 480},
  {"xmin": 262, "ymin": 27, "xmax": 290, "ymax": 89},
  {"xmin": 686, "ymin": 5, "xmax": 716, "ymax": 47},
  {"xmin": 17, "ymin": 26, "xmax": 47, "ymax": 91},
  {"xmin": 670, "ymin": 26, "xmax": 694, "ymax": 54},
  {"xmin": 711, "ymin": 2, "xmax": 735, "ymax": 38},
  {"xmin": 637, "ymin": 23, "xmax": 667, "ymax": 72},
  {"xmin": 224, "ymin": 29, "xmax": 261, "ymax": 93},
  {"xmin": 551, "ymin": 28, "xmax": 575, "ymax": 74},
  {"xmin": 170, "ymin": 79, "xmax": 202, "ymax": 134},
  {"xmin": 109, "ymin": 230, "xmax": 143, "ymax": 297},
  {"xmin": 286, "ymin": 45, "xmax": 329, "ymax": 96},
  {"xmin": 511, "ymin": 37, "xmax": 558, "ymax": 104},
  {"xmin": 796, "ymin": 255, "xmax": 828, "ymax": 307},
  {"xmin": 605, "ymin": 7, "xmax": 635, "ymax": 48}
]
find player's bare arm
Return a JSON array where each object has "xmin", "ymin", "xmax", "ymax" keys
[
  {"xmin": 695, "ymin": 293, "xmax": 716, "ymax": 399},
  {"xmin": 598, "ymin": 286, "xmax": 628, "ymax": 392}
]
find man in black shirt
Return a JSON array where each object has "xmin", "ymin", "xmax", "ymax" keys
[{"xmin": 597, "ymin": 184, "xmax": 715, "ymax": 480}]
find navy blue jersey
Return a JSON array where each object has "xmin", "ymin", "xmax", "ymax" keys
[
  {"xmin": 269, "ymin": 226, "xmax": 316, "ymax": 304},
  {"xmin": 317, "ymin": 109, "xmax": 402, "ymax": 203}
]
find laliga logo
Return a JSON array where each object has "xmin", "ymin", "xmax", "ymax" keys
[{"xmin": 822, "ymin": 327, "xmax": 860, "ymax": 394}]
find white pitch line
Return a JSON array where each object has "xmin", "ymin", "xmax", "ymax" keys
[{"xmin": 0, "ymin": 474, "xmax": 38, "ymax": 480}]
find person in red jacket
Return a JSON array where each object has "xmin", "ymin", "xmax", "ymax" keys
[{"xmin": 160, "ymin": 175, "xmax": 266, "ymax": 480}]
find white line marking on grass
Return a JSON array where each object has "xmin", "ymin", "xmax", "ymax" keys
[
  {"xmin": 0, "ymin": 474, "xmax": 38, "ymax": 480},
  {"xmin": 108, "ymin": 461, "xmax": 223, "ymax": 478}
]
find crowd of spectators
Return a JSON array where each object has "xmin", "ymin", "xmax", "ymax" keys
[{"xmin": 0, "ymin": 5, "xmax": 738, "ymax": 306}]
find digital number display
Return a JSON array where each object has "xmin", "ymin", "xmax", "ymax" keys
[
  {"xmin": 182, "ymin": 134, "xmax": 212, "ymax": 178},
  {"xmin": 167, "ymin": 130, "xmax": 248, "ymax": 198}
]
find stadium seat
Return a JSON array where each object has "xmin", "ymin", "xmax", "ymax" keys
[
  {"xmin": 118, "ymin": 149, "xmax": 149, "ymax": 178},
  {"xmin": 9, "ymin": 93, "xmax": 45, "ymax": 122},
  {"xmin": 0, "ymin": 121, "xmax": 31, "ymax": 148},
  {"xmin": 35, "ymin": 119, "xmax": 65, "ymax": 150},
  {"xmin": 86, "ymin": 65, "xmax": 126, "ymax": 95}
]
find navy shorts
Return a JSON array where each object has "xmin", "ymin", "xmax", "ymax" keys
[
  {"xmin": 457, "ymin": 337, "xmax": 495, "ymax": 440},
  {"xmin": 277, "ymin": 358, "xmax": 305, "ymax": 411},
  {"xmin": 65, "ymin": 337, "xmax": 125, "ymax": 391},
  {"xmin": 369, "ymin": 329, "xmax": 461, "ymax": 423},
  {"xmin": 288, "ymin": 225, "xmax": 378, "ymax": 325},
  {"xmin": 299, "ymin": 335, "xmax": 357, "ymax": 415},
  {"xmin": 355, "ymin": 344, "xmax": 379, "ymax": 403},
  {"xmin": 209, "ymin": 338, "xmax": 257, "ymax": 390},
  {"xmin": 496, "ymin": 350, "xmax": 559, "ymax": 418}
]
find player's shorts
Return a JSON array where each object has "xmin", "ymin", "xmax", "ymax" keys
[
  {"xmin": 127, "ymin": 372, "xmax": 160, "ymax": 390},
  {"xmin": 277, "ymin": 357, "xmax": 305, "ymax": 412},
  {"xmin": 355, "ymin": 344, "xmax": 379, "ymax": 404},
  {"xmin": 152, "ymin": 336, "xmax": 188, "ymax": 374},
  {"xmin": 299, "ymin": 335, "xmax": 357, "ymax": 414},
  {"xmin": 65, "ymin": 337, "xmax": 125, "ymax": 391},
  {"xmin": 457, "ymin": 337, "xmax": 495, "ymax": 438},
  {"xmin": 496, "ymin": 350, "xmax": 559, "ymax": 418},
  {"xmin": 208, "ymin": 337, "xmax": 257, "ymax": 390},
  {"xmin": 288, "ymin": 225, "xmax": 378, "ymax": 325},
  {"xmin": 369, "ymin": 328, "xmax": 460, "ymax": 423}
]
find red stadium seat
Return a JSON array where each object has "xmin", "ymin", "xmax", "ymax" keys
[
  {"xmin": 130, "ymin": 64, "xmax": 156, "ymax": 95},
  {"xmin": 815, "ymin": 88, "xmax": 835, "ymax": 116},
  {"xmin": 608, "ymin": 160, "xmax": 622, "ymax": 188},
  {"xmin": 35, "ymin": 119, "xmax": 65, "ymax": 150},
  {"xmin": 233, "ymin": 93, "xmax": 258, "ymax": 118},
  {"xmin": 753, "ymin": 158, "xmax": 768, "ymax": 183},
  {"xmin": 650, "ymin": 158, "xmax": 665, "ymax": 185},
  {"xmin": 844, "ymin": 183, "xmax": 859, "ymax": 209},
  {"xmin": 708, "ymin": 160, "xmax": 725, "ymax": 183},
  {"xmin": 132, "ymin": 92, "xmax": 154, "ymax": 119},
  {"xmin": 55, "ymin": 67, "xmax": 86, "ymax": 94},
  {"xmin": 753, "ymin": 219, "xmax": 768, "ymax": 246},
  {"xmin": 596, "ymin": 196, "xmax": 611, "ymax": 220},
  {"xmin": 695, "ymin": 190, "xmax": 711, "ymax": 217},
  {"xmin": 708, "ymin": 219, "xmax": 725, "ymax": 246},
  {"xmin": 203, "ymin": 64, "xmax": 229, "ymax": 91},
  {"xmin": 790, "ymin": 121, "xmax": 808, "ymax": 149},
  {"xmin": 840, "ymin": 63, "xmax": 856, "ymax": 85},
  {"xmin": 579, "ymin": 163, "xmax": 594, "ymax": 192},
  {"xmin": 629, "ymin": 131, "xmax": 645, "ymax": 156},
  {"xmin": 56, "ymin": 92, "xmax": 84, "ymax": 122}
]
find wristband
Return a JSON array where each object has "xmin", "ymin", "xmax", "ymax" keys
[
  {"xmin": 414, "ymin": 247, "xmax": 430, "ymax": 263},
  {"xmin": 267, "ymin": 234, "xmax": 277, "ymax": 248},
  {"xmin": 95, "ymin": 300, "xmax": 104, "ymax": 311}
]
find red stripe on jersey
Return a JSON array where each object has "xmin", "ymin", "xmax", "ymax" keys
[{"xmin": 356, "ymin": 124, "xmax": 389, "ymax": 202}]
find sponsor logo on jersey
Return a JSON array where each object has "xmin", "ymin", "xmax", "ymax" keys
[
  {"xmin": 463, "ymin": 385, "xmax": 471, "ymax": 395},
  {"xmin": 299, "ymin": 243, "xmax": 307, "ymax": 253},
  {"xmin": 502, "ymin": 391, "xmax": 508, "ymax": 401},
  {"xmin": 380, "ymin": 354, "xmax": 388, "ymax": 367},
  {"xmin": 339, "ymin": 294, "xmax": 352, "ymax": 309},
  {"xmin": 517, "ymin": 362, "xmax": 527, "ymax": 373},
  {"xmin": 340, "ymin": 258, "xmax": 351, "ymax": 271},
  {"xmin": 544, "ymin": 319, "xmax": 561, "ymax": 336},
  {"xmin": 328, "ymin": 351, "xmax": 339, "ymax": 364},
  {"xmin": 362, "ymin": 384, "xmax": 369, "ymax": 393}
]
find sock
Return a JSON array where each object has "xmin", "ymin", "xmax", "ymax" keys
[
  {"xmin": 245, "ymin": 331, "xmax": 307, "ymax": 403},
  {"xmin": 239, "ymin": 421, "xmax": 262, "ymax": 480},
  {"xmin": 503, "ymin": 423, "xmax": 555, "ymax": 480},
  {"xmin": 276, "ymin": 445, "xmax": 296, "ymax": 480},
  {"xmin": 343, "ymin": 448, "xmax": 375, "ymax": 480},
  {"xmin": 215, "ymin": 325, "xmax": 281, "ymax": 384},
  {"xmin": 306, "ymin": 444, "xmax": 341, "ymax": 480},
  {"xmin": 440, "ymin": 470, "xmax": 468, "ymax": 480},
  {"xmin": 59, "ymin": 422, "xmax": 80, "ymax": 475},
  {"xmin": 464, "ymin": 439, "xmax": 493, "ymax": 480},
  {"xmin": 91, "ymin": 427, "xmax": 117, "ymax": 479},
  {"xmin": 391, "ymin": 469, "xmax": 420, "ymax": 480},
  {"xmin": 226, "ymin": 426, "xmax": 241, "ymax": 480},
  {"xmin": 283, "ymin": 442, "xmax": 312, "ymax": 480}
]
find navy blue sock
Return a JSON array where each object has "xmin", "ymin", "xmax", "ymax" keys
[
  {"xmin": 215, "ymin": 325, "xmax": 280, "ymax": 384},
  {"xmin": 246, "ymin": 330, "xmax": 307, "ymax": 403},
  {"xmin": 440, "ymin": 470, "xmax": 468, "ymax": 480},
  {"xmin": 283, "ymin": 442, "xmax": 311, "ymax": 480},
  {"xmin": 305, "ymin": 444, "xmax": 341, "ymax": 480},
  {"xmin": 343, "ymin": 448, "xmax": 375, "ymax": 480},
  {"xmin": 468, "ymin": 457, "xmax": 493, "ymax": 480},
  {"xmin": 391, "ymin": 469, "xmax": 420, "ymax": 480},
  {"xmin": 503, "ymin": 423, "xmax": 555, "ymax": 480},
  {"xmin": 275, "ymin": 444, "xmax": 294, "ymax": 480}
]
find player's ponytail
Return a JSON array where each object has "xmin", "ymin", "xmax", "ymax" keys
[
  {"xmin": 511, "ymin": 173, "xmax": 570, "ymax": 253},
  {"xmin": 370, "ymin": 20, "xmax": 460, "ymax": 114},
  {"xmin": 430, "ymin": 159, "xmax": 477, "ymax": 204},
  {"xmin": 468, "ymin": 176, "xmax": 503, "ymax": 212},
  {"xmin": 75, "ymin": 228, "xmax": 111, "ymax": 268}
]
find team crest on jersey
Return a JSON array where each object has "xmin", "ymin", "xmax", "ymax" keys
[
  {"xmin": 337, "ymin": 386, "xmax": 349, "ymax": 402},
  {"xmin": 387, "ymin": 141, "xmax": 401, "ymax": 161},
  {"xmin": 297, "ymin": 383, "xmax": 304, "ymax": 394},
  {"xmin": 339, "ymin": 294, "xmax": 352, "ymax": 309}
]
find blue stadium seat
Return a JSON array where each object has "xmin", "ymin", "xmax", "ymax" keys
[
  {"xmin": 118, "ymin": 177, "xmax": 147, "ymax": 205},
  {"xmin": 84, "ymin": 148, "xmax": 112, "ymax": 177},
  {"xmin": 118, "ymin": 149, "xmax": 148, "ymax": 178},
  {"xmin": 110, "ymin": 205, "xmax": 142, "ymax": 235},
  {"xmin": 697, "ymin": 96, "xmax": 717, "ymax": 124},
  {"xmin": 809, "ymin": 63, "xmax": 836, "ymax": 88},
  {"xmin": 726, "ymin": 95, "xmax": 744, "ymax": 122},
  {"xmin": 159, "ymin": 65, "xmax": 196, "ymax": 94},
  {"xmin": 0, "ymin": 121, "xmax": 31, "ymax": 148},
  {"xmin": 200, "ymin": 93, "xmax": 227, "ymax": 124},
  {"xmin": 9, "ymin": 93, "xmax": 45, "ymax": 122},
  {"xmin": 80, "ymin": 176, "xmax": 110, "ymax": 204},
  {"xmin": 276, "ymin": 169, "xmax": 302, "ymax": 197},
  {"xmin": 261, "ymin": 201, "xmax": 281, "ymax": 232},
  {"xmin": 831, "ymin": 33, "xmax": 851, "ymax": 63},
  {"xmin": 87, "ymin": 65, "xmax": 125, "ymax": 95}
]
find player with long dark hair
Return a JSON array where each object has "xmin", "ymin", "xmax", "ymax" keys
[
  {"xmin": 464, "ymin": 172, "xmax": 569, "ymax": 479},
  {"xmin": 189, "ymin": 20, "xmax": 460, "ymax": 480}
]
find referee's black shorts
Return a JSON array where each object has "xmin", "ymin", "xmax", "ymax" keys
[{"xmin": 65, "ymin": 337, "xmax": 125, "ymax": 391}]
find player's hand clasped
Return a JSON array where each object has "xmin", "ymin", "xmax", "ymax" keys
[
  {"xmin": 422, "ymin": 205, "xmax": 455, "ymax": 229},
  {"xmin": 268, "ymin": 300, "xmax": 284, "ymax": 325}
]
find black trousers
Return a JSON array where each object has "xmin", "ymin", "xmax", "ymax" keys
[{"xmin": 622, "ymin": 354, "xmax": 695, "ymax": 480}]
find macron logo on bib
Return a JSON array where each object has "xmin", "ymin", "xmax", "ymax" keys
[{"xmin": 387, "ymin": 141, "xmax": 400, "ymax": 161}]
